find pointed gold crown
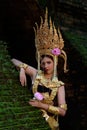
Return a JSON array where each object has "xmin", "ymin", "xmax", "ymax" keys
[{"xmin": 34, "ymin": 8, "xmax": 68, "ymax": 73}]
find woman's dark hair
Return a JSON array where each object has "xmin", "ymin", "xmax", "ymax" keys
[{"xmin": 40, "ymin": 55, "xmax": 54, "ymax": 62}]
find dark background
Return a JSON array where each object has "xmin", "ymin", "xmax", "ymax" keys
[{"xmin": 0, "ymin": 0, "xmax": 87, "ymax": 130}]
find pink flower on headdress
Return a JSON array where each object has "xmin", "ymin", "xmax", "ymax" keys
[
  {"xmin": 34, "ymin": 92, "xmax": 44, "ymax": 101},
  {"xmin": 52, "ymin": 48, "xmax": 61, "ymax": 56}
]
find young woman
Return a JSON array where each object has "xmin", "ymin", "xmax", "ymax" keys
[
  {"xmin": 11, "ymin": 8, "xmax": 68, "ymax": 130},
  {"xmin": 11, "ymin": 55, "xmax": 67, "ymax": 130}
]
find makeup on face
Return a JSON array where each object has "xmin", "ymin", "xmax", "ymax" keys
[{"xmin": 41, "ymin": 56, "xmax": 54, "ymax": 75}]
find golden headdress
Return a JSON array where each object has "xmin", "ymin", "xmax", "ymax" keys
[{"xmin": 34, "ymin": 8, "xmax": 68, "ymax": 78}]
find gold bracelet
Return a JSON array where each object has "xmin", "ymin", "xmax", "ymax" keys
[
  {"xmin": 48, "ymin": 105, "xmax": 60, "ymax": 115},
  {"xmin": 59, "ymin": 104, "xmax": 67, "ymax": 110},
  {"xmin": 19, "ymin": 63, "xmax": 28, "ymax": 70}
]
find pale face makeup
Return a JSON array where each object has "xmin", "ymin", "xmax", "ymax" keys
[{"xmin": 40, "ymin": 56, "xmax": 54, "ymax": 77}]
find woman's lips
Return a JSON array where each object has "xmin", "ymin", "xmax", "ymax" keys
[{"xmin": 44, "ymin": 68, "xmax": 48, "ymax": 71}]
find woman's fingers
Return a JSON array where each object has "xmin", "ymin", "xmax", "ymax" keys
[
  {"xmin": 29, "ymin": 99, "xmax": 39, "ymax": 107},
  {"xmin": 24, "ymin": 76, "xmax": 27, "ymax": 86},
  {"xmin": 19, "ymin": 68, "xmax": 27, "ymax": 86}
]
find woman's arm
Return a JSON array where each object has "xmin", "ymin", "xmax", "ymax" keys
[
  {"xmin": 29, "ymin": 86, "xmax": 67, "ymax": 116},
  {"xmin": 57, "ymin": 85, "xmax": 67, "ymax": 116},
  {"xmin": 47, "ymin": 86, "xmax": 67, "ymax": 116},
  {"xmin": 11, "ymin": 58, "xmax": 37, "ymax": 86}
]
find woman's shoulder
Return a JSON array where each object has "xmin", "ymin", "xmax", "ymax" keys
[{"xmin": 58, "ymin": 80, "xmax": 64, "ymax": 85}]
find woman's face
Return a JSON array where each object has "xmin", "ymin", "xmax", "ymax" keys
[{"xmin": 40, "ymin": 56, "xmax": 54, "ymax": 75}]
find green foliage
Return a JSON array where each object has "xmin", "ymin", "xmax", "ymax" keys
[
  {"xmin": 63, "ymin": 30, "xmax": 87, "ymax": 67},
  {"xmin": 0, "ymin": 41, "xmax": 50, "ymax": 130}
]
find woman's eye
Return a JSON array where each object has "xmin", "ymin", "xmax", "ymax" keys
[{"xmin": 47, "ymin": 61, "xmax": 51, "ymax": 64}]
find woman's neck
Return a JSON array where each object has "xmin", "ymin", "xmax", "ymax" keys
[{"xmin": 44, "ymin": 73, "xmax": 53, "ymax": 80}]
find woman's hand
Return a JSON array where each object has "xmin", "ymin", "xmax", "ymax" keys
[
  {"xmin": 29, "ymin": 99, "xmax": 41, "ymax": 108},
  {"xmin": 29, "ymin": 99, "xmax": 49, "ymax": 110},
  {"xmin": 19, "ymin": 68, "xmax": 27, "ymax": 86}
]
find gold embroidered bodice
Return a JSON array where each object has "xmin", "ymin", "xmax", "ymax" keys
[{"xmin": 32, "ymin": 70, "xmax": 64, "ymax": 104}]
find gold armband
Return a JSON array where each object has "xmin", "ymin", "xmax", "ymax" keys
[
  {"xmin": 48, "ymin": 105, "xmax": 60, "ymax": 115},
  {"xmin": 59, "ymin": 104, "xmax": 67, "ymax": 110},
  {"xmin": 19, "ymin": 63, "xmax": 28, "ymax": 70}
]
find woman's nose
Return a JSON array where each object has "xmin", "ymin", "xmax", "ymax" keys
[{"xmin": 44, "ymin": 63, "xmax": 48, "ymax": 68}]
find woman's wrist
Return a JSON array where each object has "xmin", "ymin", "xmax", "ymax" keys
[
  {"xmin": 48, "ymin": 105, "xmax": 60, "ymax": 115},
  {"xmin": 19, "ymin": 63, "xmax": 28, "ymax": 70},
  {"xmin": 39, "ymin": 102, "xmax": 49, "ymax": 110},
  {"xmin": 20, "ymin": 67, "xmax": 25, "ymax": 72}
]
